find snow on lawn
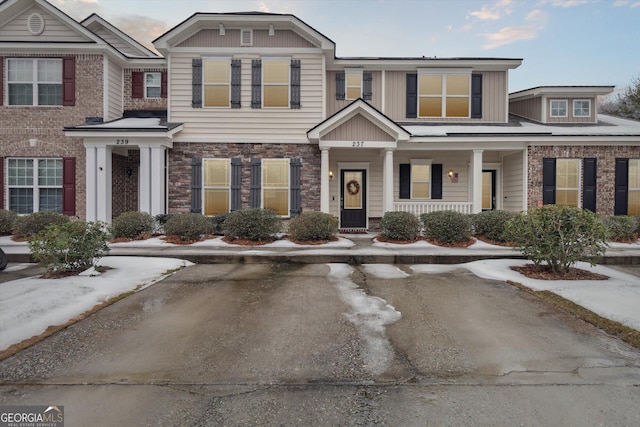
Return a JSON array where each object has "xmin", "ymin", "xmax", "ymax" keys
[
  {"xmin": 0, "ymin": 257, "xmax": 193, "ymax": 351},
  {"xmin": 412, "ymin": 260, "xmax": 640, "ymax": 331}
]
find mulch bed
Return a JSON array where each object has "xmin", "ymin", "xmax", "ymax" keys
[
  {"xmin": 424, "ymin": 237, "xmax": 475, "ymax": 248},
  {"xmin": 511, "ymin": 264, "xmax": 608, "ymax": 281},
  {"xmin": 109, "ymin": 233, "xmax": 153, "ymax": 243}
]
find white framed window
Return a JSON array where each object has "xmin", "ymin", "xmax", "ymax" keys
[
  {"xmin": 144, "ymin": 72, "xmax": 161, "ymax": 98},
  {"xmin": 240, "ymin": 29, "xmax": 253, "ymax": 46},
  {"xmin": 262, "ymin": 159, "xmax": 290, "ymax": 216},
  {"xmin": 7, "ymin": 58, "xmax": 62, "ymax": 106},
  {"xmin": 556, "ymin": 158, "xmax": 580, "ymax": 207},
  {"xmin": 7, "ymin": 158, "xmax": 63, "ymax": 214},
  {"xmin": 550, "ymin": 99, "xmax": 568, "ymax": 117},
  {"xmin": 410, "ymin": 159, "xmax": 432, "ymax": 199},
  {"xmin": 629, "ymin": 159, "xmax": 640, "ymax": 215},
  {"xmin": 203, "ymin": 58, "xmax": 231, "ymax": 108},
  {"xmin": 345, "ymin": 69, "xmax": 363, "ymax": 100},
  {"xmin": 203, "ymin": 159, "xmax": 230, "ymax": 215},
  {"xmin": 573, "ymin": 99, "xmax": 591, "ymax": 117},
  {"xmin": 262, "ymin": 59, "xmax": 290, "ymax": 108},
  {"xmin": 418, "ymin": 70, "xmax": 470, "ymax": 118}
]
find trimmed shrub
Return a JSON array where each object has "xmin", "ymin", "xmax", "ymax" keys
[
  {"xmin": 0, "ymin": 209, "xmax": 17, "ymax": 236},
  {"xmin": 380, "ymin": 211, "xmax": 420, "ymax": 241},
  {"xmin": 111, "ymin": 211, "xmax": 156, "ymax": 239},
  {"xmin": 504, "ymin": 205, "xmax": 608, "ymax": 273},
  {"xmin": 29, "ymin": 221, "xmax": 110, "ymax": 273},
  {"xmin": 208, "ymin": 213, "xmax": 230, "ymax": 235},
  {"xmin": 601, "ymin": 215, "xmax": 639, "ymax": 242},
  {"xmin": 288, "ymin": 211, "xmax": 338, "ymax": 241},
  {"xmin": 163, "ymin": 213, "xmax": 211, "ymax": 241},
  {"xmin": 12, "ymin": 211, "xmax": 69, "ymax": 239},
  {"xmin": 421, "ymin": 210, "xmax": 472, "ymax": 244},
  {"xmin": 472, "ymin": 210, "xmax": 518, "ymax": 242},
  {"xmin": 223, "ymin": 208, "xmax": 282, "ymax": 241}
]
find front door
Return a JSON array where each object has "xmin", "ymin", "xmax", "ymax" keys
[
  {"xmin": 340, "ymin": 170, "xmax": 367, "ymax": 228},
  {"xmin": 482, "ymin": 170, "xmax": 496, "ymax": 211}
]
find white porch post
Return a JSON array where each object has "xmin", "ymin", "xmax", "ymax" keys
[
  {"xmin": 383, "ymin": 148, "xmax": 394, "ymax": 213},
  {"xmin": 84, "ymin": 144, "xmax": 113, "ymax": 223},
  {"xmin": 471, "ymin": 149, "xmax": 483, "ymax": 214},
  {"xmin": 85, "ymin": 144, "xmax": 97, "ymax": 222},
  {"xmin": 139, "ymin": 145, "xmax": 167, "ymax": 216},
  {"xmin": 320, "ymin": 147, "xmax": 330, "ymax": 213}
]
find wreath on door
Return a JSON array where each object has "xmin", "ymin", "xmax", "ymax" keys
[{"xmin": 346, "ymin": 179, "xmax": 360, "ymax": 196}]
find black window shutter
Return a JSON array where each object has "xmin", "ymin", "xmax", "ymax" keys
[
  {"xmin": 399, "ymin": 164, "xmax": 411, "ymax": 199},
  {"xmin": 582, "ymin": 158, "xmax": 597, "ymax": 212},
  {"xmin": 363, "ymin": 72, "xmax": 372, "ymax": 100},
  {"xmin": 336, "ymin": 72, "xmax": 345, "ymax": 100},
  {"xmin": 291, "ymin": 60, "xmax": 301, "ymax": 109},
  {"xmin": 231, "ymin": 59, "xmax": 241, "ymax": 108},
  {"xmin": 132, "ymin": 71, "xmax": 144, "ymax": 99},
  {"xmin": 192, "ymin": 59, "xmax": 202, "ymax": 108},
  {"xmin": 542, "ymin": 158, "xmax": 556, "ymax": 205},
  {"xmin": 191, "ymin": 157, "xmax": 202, "ymax": 213},
  {"xmin": 471, "ymin": 74, "xmax": 483, "ymax": 119},
  {"xmin": 230, "ymin": 158, "xmax": 242, "ymax": 211},
  {"xmin": 290, "ymin": 158, "xmax": 302, "ymax": 216},
  {"xmin": 250, "ymin": 158, "xmax": 262, "ymax": 208},
  {"xmin": 431, "ymin": 164, "xmax": 443, "ymax": 200},
  {"xmin": 406, "ymin": 73, "xmax": 417, "ymax": 118},
  {"xmin": 251, "ymin": 60, "xmax": 262, "ymax": 109},
  {"xmin": 0, "ymin": 157, "xmax": 5, "ymax": 209},
  {"xmin": 615, "ymin": 158, "xmax": 629, "ymax": 215}
]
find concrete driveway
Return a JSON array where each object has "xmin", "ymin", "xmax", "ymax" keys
[{"xmin": 1, "ymin": 263, "xmax": 640, "ymax": 426}]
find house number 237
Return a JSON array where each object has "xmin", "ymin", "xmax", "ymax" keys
[
  {"xmin": 116, "ymin": 139, "xmax": 129, "ymax": 145},
  {"xmin": 352, "ymin": 141, "xmax": 364, "ymax": 147}
]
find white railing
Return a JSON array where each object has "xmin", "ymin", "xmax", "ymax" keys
[{"xmin": 393, "ymin": 201, "xmax": 473, "ymax": 216}]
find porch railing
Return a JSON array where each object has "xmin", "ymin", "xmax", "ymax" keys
[{"xmin": 393, "ymin": 201, "xmax": 473, "ymax": 216}]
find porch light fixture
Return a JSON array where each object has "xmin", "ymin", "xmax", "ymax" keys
[
  {"xmin": 448, "ymin": 168, "xmax": 454, "ymax": 178},
  {"xmin": 329, "ymin": 170, "xmax": 334, "ymax": 179}
]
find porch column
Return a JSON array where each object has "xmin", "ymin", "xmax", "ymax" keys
[
  {"xmin": 471, "ymin": 149, "xmax": 483, "ymax": 214},
  {"xmin": 383, "ymin": 148, "xmax": 394, "ymax": 213},
  {"xmin": 84, "ymin": 144, "xmax": 113, "ymax": 223},
  {"xmin": 320, "ymin": 147, "xmax": 330, "ymax": 213},
  {"xmin": 139, "ymin": 145, "xmax": 167, "ymax": 216}
]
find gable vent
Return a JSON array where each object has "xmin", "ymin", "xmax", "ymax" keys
[
  {"xmin": 27, "ymin": 13, "xmax": 45, "ymax": 36},
  {"xmin": 240, "ymin": 29, "xmax": 253, "ymax": 46}
]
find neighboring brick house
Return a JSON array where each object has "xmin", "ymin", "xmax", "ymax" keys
[{"xmin": 2, "ymin": 0, "xmax": 640, "ymax": 229}]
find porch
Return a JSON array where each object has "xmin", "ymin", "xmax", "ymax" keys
[{"xmin": 393, "ymin": 201, "xmax": 473, "ymax": 216}]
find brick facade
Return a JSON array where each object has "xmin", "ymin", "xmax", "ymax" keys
[
  {"xmin": 123, "ymin": 69, "xmax": 167, "ymax": 111},
  {"xmin": 168, "ymin": 142, "xmax": 321, "ymax": 214},
  {"xmin": 527, "ymin": 145, "xmax": 640, "ymax": 215},
  {"xmin": 112, "ymin": 150, "xmax": 140, "ymax": 218}
]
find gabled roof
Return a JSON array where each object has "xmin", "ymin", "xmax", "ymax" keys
[
  {"xmin": 81, "ymin": 13, "xmax": 160, "ymax": 58},
  {"xmin": 509, "ymin": 86, "xmax": 614, "ymax": 101},
  {"xmin": 307, "ymin": 99, "xmax": 411, "ymax": 143}
]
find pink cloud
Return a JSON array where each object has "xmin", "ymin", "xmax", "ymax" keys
[{"xmin": 482, "ymin": 26, "xmax": 539, "ymax": 49}]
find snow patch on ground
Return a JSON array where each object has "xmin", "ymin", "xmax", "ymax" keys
[
  {"xmin": 328, "ymin": 263, "xmax": 401, "ymax": 375},
  {"xmin": 0, "ymin": 257, "xmax": 193, "ymax": 351}
]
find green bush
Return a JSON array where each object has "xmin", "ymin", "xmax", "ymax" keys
[
  {"xmin": 288, "ymin": 211, "xmax": 338, "ymax": 241},
  {"xmin": 0, "ymin": 209, "xmax": 17, "ymax": 236},
  {"xmin": 421, "ymin": 210, "xmax": 472, "ymax": 244},
  {"xmin": 111, "ymin": 211, "xmax": 156, "ymax": 238},
  {"xmin": 601, "ymin": 215, "xmax": 639, "ymax": 242},
  {"xmin": 29, "ymin": 221, "xmax": 110, "ymax": 273},
  {"xmin": 12, "ymin": 211, "xmax": 69, "ymax": 239},
  {"xmin": 380, "ymin": 211, "xmax": 420, "ymax": 241},
  {"xmin": 208, "ymin": 213, "xmax": 230, "ymax": 235},
  {"xmin": 163, "ymin": 213, "xmax": 211, "ymax": 241},
  {"xmin": 504, "ymin": 205, "xmax": 608, "ymax": 274},
  {"xmin": 472, "ymin": 210, "xmax": 518, "ymax": 242},
  {"xmin": 223, "ymin": 208, "xmax": 282, "ymax": 241}
]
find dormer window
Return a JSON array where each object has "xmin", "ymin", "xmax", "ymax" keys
[
  {"xmin": 550, "ymin": 100, "xmax": 568, "ymax": 117},
  {"xmin": 573, "ymin": 99, "xmax": 591, "ymax": 117}
]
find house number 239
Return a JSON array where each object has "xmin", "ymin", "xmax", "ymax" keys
[
  {"xmin": 116, "ymin": 139, "xmax": 129, "ymax": 145},
  {"xmin": 352, "ymin": 141, "xmax": 364, "ymax": 147}
]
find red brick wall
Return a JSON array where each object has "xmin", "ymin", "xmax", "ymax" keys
[
  {"xmin": 123, "ymin": 69, "xmax": 167, "ymax": 111},
  {"xmin": 112, "ymin": 150, "xmax": 140, "ymax": 218}
]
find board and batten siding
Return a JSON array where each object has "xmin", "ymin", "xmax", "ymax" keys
[
  {"xmin": 326, "ymin": 71, "xmax": 383, "ymax": 115},
  {"xmin": 106, "ymin": 58, "xmax": 123, "ymax": 121},
  {"xmin": 170, "ymin": 52, "xmax": 323, "ymax": 141},
  {"xmin": 177, "ymin": 29, "xmax": 316, "ymax": 49},
  {"xmin": 502, "ymin": 151, "xmax": 524, "ymax": 212},
  {"xmin": 509, "ymin": 97, "xmax": 542, "ymax": 123},
  {"xmin": 323, "ymin": 114, "xmax": 394, "ymax": 142},
  {"xmin": 0, "ymin": 6, "xmax": 91, "ymax": 42}
]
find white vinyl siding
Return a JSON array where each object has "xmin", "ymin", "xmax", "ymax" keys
[
  {"xmin": 0, "ymin": 7, "xmax": 92, "ymax": 42},
  {"xmin": 107, "ymin": 60, "xmax": 123, "ymax": 120},
  {"xmin": 502, "ymin": 152, "xmax": 524, "ymax": 212}
]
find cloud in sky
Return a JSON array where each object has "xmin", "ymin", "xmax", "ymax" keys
[
  {"xmin": 537, "ymin": 0, "xmax": 591, "ymax": 7},
  {"xmin": 613, "ymin": 0, "xmax": 640, "ymax": 7},
  {"xmin": 480, "ymin": 8, "xmax": 547, "ymax": 50},
  {"xmin": 468, "ymin": 0, "xmax": 514, "ymax": 21}
]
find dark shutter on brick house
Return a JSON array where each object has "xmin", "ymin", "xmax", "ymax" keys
[
  {"xmin": 161, "ymin": 71, "xmax": 168, "ymax": 98},
  {"xmin": 250, "ymin": 158, "xmax": 262, "ymax": 208},
  {"xmin": 615, "ymin": 158, "xmax": 629, "ymax": 216},
  {"xmin": 582, "ymin": 158, "xmax": 597, "ymax": 212},
  {"xmin": 336, "ymin": 72, "xmax": 345, "ymax": 100},
  {"xmin": 290, "ymin": 158, "xmax": 302, "ymax": 216},
  {"xmin": 406, "ymin": 73, "xmax": 417, "ymax": 118},
  {"xmin": 62, "ymin": 57, "xmax": 75, "ymax": 106},
  {"xmin": 290, "ymin": 59, "xmax": 301, "ymax": 109},
  {"xmin": 431, "ymin": 164, "xmax": 443, "ymax": 200},
  {"xmin": 132, "ymin": 71, "xmax": 144, "ymax": 99},
  {"xmin": 251, "ymin": 60, "xmax": 262, "ymax": 108},
  {"xmin": 399, "ymin": 164, "xmax": 411, "ymax": 199},
  {"xmin": 230, "ymin": 60, "xmax": 242, "ymax": 108},
  {"xmin": 230, "ymin": 158, "xmax": 242, "ymax": 211},
  {"xmin": 542, "ymin": 158, "xmax": 556, "ymax": 205},
  {"xmin": 471, "ymin": 74, "xmax": 483, "ymax": 119},
  {"xmin": 0, "ymin": 157, "xmax": 4, "ymax": 209},
  {"xmin": 190, "ymin": 157, "xmax": 202, "ymax": 213},
  {"xmin": 192, "ymin": 59, "xmax": 202, "ymax": 108},
  {"xmin": 62, "ymin": 157, "xmax": 76, "ymax": 216},
  {"xmin": 0, "ymin": 57, "xmax": 4, "ymax": 106},
  {"xmin": 363, "ymin": 72, "xmax": 372, "ymax": 100}
]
